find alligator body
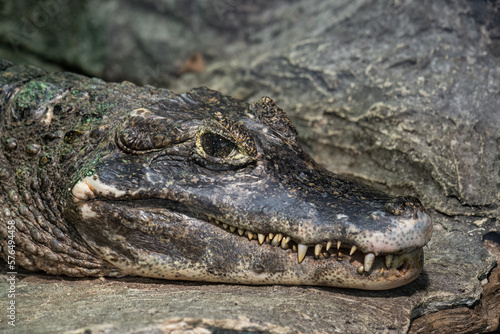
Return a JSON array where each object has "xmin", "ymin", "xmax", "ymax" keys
[{"xmin": 0, "ymin": 60, "xmax": 432, "ymax": 290}]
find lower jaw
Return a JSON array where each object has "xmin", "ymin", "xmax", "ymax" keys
[
  {"xmin": 73, "ymin": 201, "xmax": 424, "ymax": 290},
  {"xmin": 309, "ymin": 248, "xmax": 425, "ymax": 290},
  {"xmin": 114, "ymin": 242, "xmax": 424, "ymax": 290},
  {"xmin": 230, "ymin": 248, "xmax": 424, "ymax": 290}
]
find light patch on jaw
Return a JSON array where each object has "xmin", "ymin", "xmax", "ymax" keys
[
  {"xmin": 72, "ymin": 179, "xmax": 95, "ymax": 202},
  {"xmin": 71, "ymin": 173, "xmax": 132, "ymax": 205},
  {"xmin": 80, "ymin": 203, "xmax": 98, "ymax": 219},
  {"xmin": 75, "ymin": 175, "xmax": 127, "ymax": 199}
]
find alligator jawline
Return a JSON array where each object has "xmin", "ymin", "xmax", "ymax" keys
[
  {"xmin": 206, "ymin": 216, "xmax": 421, "ymax": 275},
  {"xmin": 73, "ymin": 192, "xmax": 422, "ymax": 279}
]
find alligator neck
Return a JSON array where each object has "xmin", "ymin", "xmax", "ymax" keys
[{"xmin": 0, "ymin": 63, "xmax": 113, "ymax": 276}]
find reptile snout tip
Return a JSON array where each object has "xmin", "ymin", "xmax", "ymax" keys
[{"xmin": 384, "ymin": 195, "xmax": 426, "ymax": 218}]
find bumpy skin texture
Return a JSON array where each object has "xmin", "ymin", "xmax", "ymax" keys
[{"xmin": 0, "ymin": 60, "xmax": 432, "ymax": 290}]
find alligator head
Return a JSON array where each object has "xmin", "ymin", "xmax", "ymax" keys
[{"xmin": 67, "ymin": 87, "xmax": 432, "ymax": 290}]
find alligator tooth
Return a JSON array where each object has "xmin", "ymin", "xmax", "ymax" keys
[
  {"xmin": 265, "ymin": 236, "xmax": 271, "ymax": 243},
  {"xmin": 281, "ymin": 236, "xmax": 291, "ymax": 248},
  {"xmin": 292, "ymin": 245, "xmax": 297, "ymax": 252},
  {"xmin": 258, "ymin": 233, "xmax": 265, "ymax": 245},
  {"xmin": 357, "ymin": 265, "xmax": 365, "ymax": 274},
  {"xmin": 297, "ymin": 244, "xmax": 308, "ymax": 263},
  {"xmin": 272, "ymin": 233, "xmax": 283, "ymax": 246},
  {"xmin": 215, "ymin": 220, "xmax": 220, "ymax": 225},
  {"xmin": 337, "ymin": 241, "xmax": 341, "ymax": 250},
  {"xmin": 385, "ymin": 255, "xmax": 393, "ymax": 268},
  {"xmin": 222, "ymin": 223, "xmax": 229, "ymax": 229},
  {"xmin": 314, "ymin": 244, "xmax": 323, "ymax": 257},
  {"xmin": 247, "ymin": 231, "xmax": 254, "ymax": 240},
  {"xmin": 326, "ymin": 241, "xmax": 333, "ymax": 251},
  {"xmin": 229, "ymin": 226, "xmax": 236, "ymax": 233},
  {"xmin": 349, "ymin": 246, "xmax": 357, "ymax": 256},
  {"xmin": 268, "ymin": 233, "xmax": 274, "ymax": 240},
  {"xmin": 364, "ymin": 253, "xmax": 375, "ymax": 272},
  {"xmin": 238, "ymin": 229, "xmax": 244, "ymax": 236}
]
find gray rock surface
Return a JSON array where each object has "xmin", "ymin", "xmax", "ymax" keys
[{"xmin": 0, "ymin": 0, "xmax": 499, "ymax": 333}]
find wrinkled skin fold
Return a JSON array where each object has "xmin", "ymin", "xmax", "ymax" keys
[{"xmin": 0, "ymin": 60, "xmax": 432, "ymax": 289}]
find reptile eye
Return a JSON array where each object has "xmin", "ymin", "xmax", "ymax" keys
[
  {"xmin": 193, "ymin": 129, "xmax": 255, "ymax": 170},
  {"xmin": 201, "ymin": 133, "xmax": 236, "ymax": 158}
]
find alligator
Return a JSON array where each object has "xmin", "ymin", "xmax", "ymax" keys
[{"xmin": 0, "ymin": 59, "xmax": 432, "ymax": 290}]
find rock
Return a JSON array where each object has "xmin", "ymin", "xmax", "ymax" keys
[{"xmin": 0, "ymin": 0, "xmax": 499, "ymax": 333}]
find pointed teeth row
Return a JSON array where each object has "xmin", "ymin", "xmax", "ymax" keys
[
  {"xmin": 209, "ymin": 217, "xmax": 398, "ymax": 273},
  {"xmin": 210, "ymin": 218, "xmax": 294, "ymax": 251},
  {"xmin": 271, "ymin": 233, "xmax": 283, "ymax": 246}
]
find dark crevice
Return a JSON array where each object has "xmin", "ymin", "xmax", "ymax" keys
[{"xmin": 483, "ymin": 231, "xmax": 500, "ymax": 260}]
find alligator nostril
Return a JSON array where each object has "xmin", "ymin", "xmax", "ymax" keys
[{"xmin": 385, "ymin": 196, "xmax": 425, "ymax": 217}]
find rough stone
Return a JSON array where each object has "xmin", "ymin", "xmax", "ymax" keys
[{"xmin": 0, "ymin": 0, "xmax": 499, "ymax": 333}]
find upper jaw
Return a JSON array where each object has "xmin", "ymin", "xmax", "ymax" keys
[{"xmin": 197, "ymin": 187, "xmax": 433, "ymax": 258}]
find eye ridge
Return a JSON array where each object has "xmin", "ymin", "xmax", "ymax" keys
[{"xmin": 201, "ymin": 132, "xmax": 236, "ymax": 158}]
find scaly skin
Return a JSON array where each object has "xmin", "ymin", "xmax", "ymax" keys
[{"xmin": 0, "ymin": 59, "xmax": 432, "ymax": 290}]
